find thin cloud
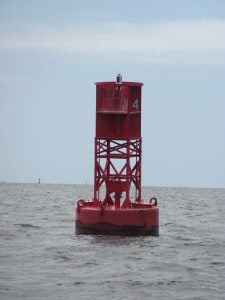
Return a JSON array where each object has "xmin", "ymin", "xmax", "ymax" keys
[{"xmin": 0, "ymin": 20, "xmax": 225, "ymax": 64}]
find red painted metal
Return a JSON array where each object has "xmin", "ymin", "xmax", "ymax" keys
[{"xmin": 75, "ymin": 75, "xmax": 159, "ymax": 236}]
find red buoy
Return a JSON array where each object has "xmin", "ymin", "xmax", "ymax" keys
[{"xmin": 75, "ymin": 75, "xmax": 159, "ymax": 236}]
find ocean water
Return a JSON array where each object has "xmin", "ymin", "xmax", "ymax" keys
[{"xmin": 0, "ymin": 183, "xmax": 224, "ymax": 300}]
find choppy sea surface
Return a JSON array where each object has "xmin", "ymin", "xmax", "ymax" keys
[{"xmin": 0, "ymin": 183, "xmax": 224, "ymax": 300}]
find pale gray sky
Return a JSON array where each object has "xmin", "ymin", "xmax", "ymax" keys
[{"xmin": 0, "ymin": 0, "xmax": 225, "ymax": 187}]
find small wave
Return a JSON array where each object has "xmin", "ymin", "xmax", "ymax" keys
[
  {"xmin": 56, "ymin": 255, "xmax": 71, "ymax": 262},
  {"xmin": 145, "ymin": 279, "xmax": 184, "ymax": 287},
  {"xmin": 73, "ymin": 281, "xmax": 86, "ymax": 286},
  {"xmin": 55, "ymin": 250, "xmax": 71, "ymax": 262},
  {"xmin": 211, "ymin": 260, "xmax": 225, "ymax": 266},
  {"xmin": 161, "ymin": 222, "xmax": 173, "ymax": 226},
  {"xmin": 0, "ymin": 231, "xmax": 16, "ymax": 239},
  {"xmin": 15, "ymin": 223, "xmax": 41, "ymax": 229},
  {"xmin": 0, "ymin": 286, "xmax": 10, "ymax": 291},
  {"xmin": 126, "ymin": 280, "xmax": 143, "ymax": 287}
]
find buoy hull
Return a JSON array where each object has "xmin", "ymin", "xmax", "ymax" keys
[{"xmin": 75, "ymin": 203, "xmax": 159, "ymax": 236}]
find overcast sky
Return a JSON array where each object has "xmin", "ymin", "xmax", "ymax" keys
[{"xmin": 0, "ymin": 0, "xmax": 225, "ymax": 188}]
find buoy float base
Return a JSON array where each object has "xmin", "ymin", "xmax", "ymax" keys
[{"xmin": 75, "ymin": 201, "xmax": 159, "ymax": 236}]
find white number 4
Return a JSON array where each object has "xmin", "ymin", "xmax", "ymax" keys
[{"xmin": 132, "ymin": 99, "xmax": 139, "ymax": 110}]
